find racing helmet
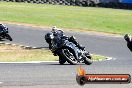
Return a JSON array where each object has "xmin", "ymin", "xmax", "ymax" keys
[
  {"xmin": 52, "ymin": 26, "xmax": 57, "ymax": 32},
  {"xmin": 0, "ymin": 24, "xmax": 8, "ymax": 31}
]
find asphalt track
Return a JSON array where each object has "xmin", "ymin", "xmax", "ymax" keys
[{"xmin": 0, "ymin": 23, "xmax": 132, "ymax": 88}]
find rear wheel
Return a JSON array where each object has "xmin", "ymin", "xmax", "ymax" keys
[
  {"xmin": 59, "ymin": 57, "xmax": 66, "ymax": 65},
  {"xmin": 62, "ymin": 48, "xmax": 78, "ymax": 65}
]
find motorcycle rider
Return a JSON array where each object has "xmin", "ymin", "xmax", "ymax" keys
[
  {"xmin": 0, "ymin": 24, "xmax": 8, "ymax": 35},
  {"xmin": 51, "ymin": 26, "xmax": 85, "ymax": 51},
  {"xmin": 51, "ymin": 26, "xmax": 64, "ymax": 37},
  {"xmin": 124, "ymin": 34, "xmax": 132, "ymax": 52}
]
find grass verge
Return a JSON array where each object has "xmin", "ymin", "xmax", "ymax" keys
[
  {"xmin": 0, "ymin": 44, "xmax": 107, "ymax": 62},
  {"xmin": 0, "ymin": 2, "xmax": 132, "ymax": 35}
]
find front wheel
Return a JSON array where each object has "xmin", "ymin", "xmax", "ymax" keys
[
  {"xmin": 84, "ymin": 55, "xmax": 93, "ymax": 65},
  {"xmin": 6, "ymin": 34, "xmax": 12, "ymax": 41},
  {"xmin": 62, "ymin": 48, "xmax": 78, "ymax": 65}
]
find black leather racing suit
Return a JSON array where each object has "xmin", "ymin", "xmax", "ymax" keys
[{"xmin": 51, "ymin": 30, "xmax": 84, "ymax": 55}]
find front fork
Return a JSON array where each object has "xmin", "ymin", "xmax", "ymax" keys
[{"xmin": 77, "ymin": 50, "xmax": 91, "ymax": 62}]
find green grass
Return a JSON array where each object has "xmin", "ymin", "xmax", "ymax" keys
[
  {"xmin": 0, "ymin": 44, "xmax": 58, "ymax": 61},
  {"xmin": 0, "ymin": 2, "xmax": 132, "ymax": 34},
  {"xmin": 0, "ymin": 44, "xmax": 106, "ymax": 62}
]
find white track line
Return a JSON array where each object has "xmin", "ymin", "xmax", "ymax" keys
[
  {"xmin": 106, "ymin": 57, "xmax": 113, "ymax": 61},
  {"xmin": 0, "ymin": 57, "xmax": 115, "ymax": 64},
  {"xmin": 0, "ymin": 61, "xmax": 59, "ymax": 64}
]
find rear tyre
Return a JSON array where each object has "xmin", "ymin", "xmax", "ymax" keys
[
  {"xmin": 62, "ymin": 48, "xmax": 78, "ymax": 65},
  {"xmin": 59, "ymin": 57, "xmax": 66, "ymax": 65}
]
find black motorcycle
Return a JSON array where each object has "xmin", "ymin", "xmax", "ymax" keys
[
  {"xmin": 45, "ymin": 32, "xmax": 92, "ymax": 65},
  {"xmin": 0, "ymin": 27, "xmax": 12, "ymax": 41}
]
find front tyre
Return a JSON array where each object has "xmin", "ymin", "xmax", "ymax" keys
[
  {"xmin": 84, "ymin": 55, "xmax": 93, "ymax": 65},
  {"xmin": 62, "ymin": 48, "xmax": 78, "ymax": 65},
  {"xmin": 6, "ymin": 34, "xmax": 12, "ymax": 41}
]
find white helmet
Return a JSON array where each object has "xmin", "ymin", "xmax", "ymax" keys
[
  {"xmin": 52, "ymin": 26, "xmax": 57, "ymax": 29},
  {"xmin": 52, "ymin": 26, "xmax": 57, "ymax": 30},
  {"xmin": 51, "ymin": 26, "xmax": 57, "ymax": 34}
]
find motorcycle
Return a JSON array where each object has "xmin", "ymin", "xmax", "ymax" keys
[
  {"xmin": 45, "ymin": 32, "xmax": 93, "ymax": 65},
  {"xmin": 0, "ymin": 28, "xmax": 12, "ymax": 41}
]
